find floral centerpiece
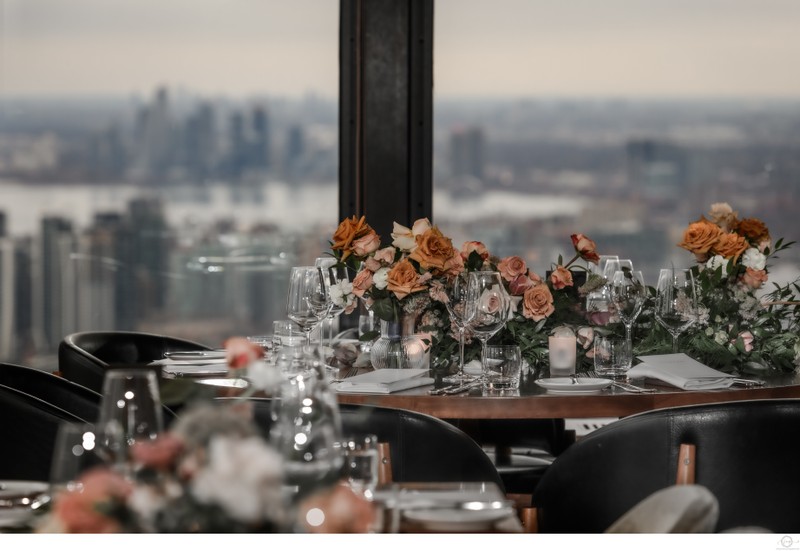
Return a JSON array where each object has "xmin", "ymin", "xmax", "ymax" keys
[{"xmin": 637, "ymin": 203, "xmax": 800, "ymax": 373}]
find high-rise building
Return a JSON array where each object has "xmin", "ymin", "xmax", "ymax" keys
[
  {"xmin": 34, "ymin": 216, "xmax": 77, "ymax": 351},
  {"xmin": 449, "ymin": 126, "xmax": 486, "ymax": 185}
]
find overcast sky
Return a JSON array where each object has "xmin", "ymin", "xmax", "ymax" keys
[{"xmin": 2, "ymin": 0, "xmax": 799, "ymax": 99}]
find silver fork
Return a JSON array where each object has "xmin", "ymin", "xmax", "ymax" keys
[{"xmin": 584, "ymin": 370, "xmax": 657, "ymax": 393}]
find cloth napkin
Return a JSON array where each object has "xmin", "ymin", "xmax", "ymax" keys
[
  {"xmin": 628, "ymin": 353, "xmax": 735, "ymax": 390},
  {"xmin": 335, "ymin": 368, "xmax": 434, "ymax": 394},
  {"xmin": 150, "ymin": 357, "xmax": 229, "ymax": 377}
]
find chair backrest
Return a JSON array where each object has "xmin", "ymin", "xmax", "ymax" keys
[
  {"xmin": 531, "ymin": 398, "xmax": 800, "ymax": 533},
  {"xmin": 58, "ymin": 331, "xmax": 212, "ymax": 393},
  {"xmin": 0, "ymin": 385, "xmax": 86, "ymax": 481},
  {"xmin": 0, "ymin": 362, "xmax": 102, "ymax": 423},
  {"xmin": 237, "ymin": 398, "xmax": 504, "ymax": 490}
]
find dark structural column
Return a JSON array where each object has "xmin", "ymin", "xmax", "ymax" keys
[{"xmin": 339, "ymin": 0, "xmax": 433, "ymax": 241}]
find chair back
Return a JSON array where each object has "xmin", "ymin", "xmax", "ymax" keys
[
  {"xmin": 0, "ymin": 362, "xmax": 101, "ymax": 422},
  {"xmin": 58, "ymin": 331, "xmax": 212, "ymax": 393},
  {"xmin": 0, "ymin": 385, "xmax": 86, "ymax": 481},
  {"xmin": 237, "ymin": 398, "xmax": 504, "ymax": 489},
  {"xmin": 532, "ymin": 398, "xmax": 800, "ymax": 533}
]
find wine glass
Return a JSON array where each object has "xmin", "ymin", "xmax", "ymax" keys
[
  {"xmin": 286, "ymin": 266, "xmax": 331, "ymax": 347},
  {"xmin": 442, "ymin": 272, "xmax": 478, "ymax": 384},
  {"xmin": 610, "ymin": 270, "xmax": 646, "ymax": 373},
  {"xmin": 97, "ymin": 369, "xmax": 164, "ymax": 475},
  {"xmin": 314, "ymin": 257, "xmax": 337, "ymax": 345},
  {"xmin": 468, "ymin": 271, "xmax": 509, "ymax": 380},
  {"xmin": 655, "ymin": 268, "xmax": 699, "ymax": 353},
  {"xmin": 323, "ymin": 263, "xmax": 352, "ymax": 345}
]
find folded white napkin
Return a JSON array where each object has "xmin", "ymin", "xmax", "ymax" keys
[
  {"xmin": 628, "ymin": 353, "xmax": 734, "ymax": 390},
  {"xmin": 335, "ymin": 368, "xmax": 433, "ymax": 394},
  {"xmin": 151, "ymin": 357, "xmax": 229, "ymax": 377}
]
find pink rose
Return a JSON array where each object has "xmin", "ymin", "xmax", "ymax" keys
[
  {"xmin": 53, "ymin": 468, "xmax": 132, "ymax": 533},
  {"xmin": 363, "ymin": 257, "xmax": 381, "ymax": 272},
  {"xmin": 571, "ymin": 234, "xmax": 600, "ymax": 264},
  {"xmin": 738, "ymin": 331, "xmax": 754, "ymax": 352},
  {"xmin": 224, "ymin": 337, "xmax": 265, "ymax": 369},
  {"xmin": 351, "ymin": 232, "xmax": 381, "ymax": 257},
  {"xmin": 741, "ymin": 267, "xmax": 767, "ymax": 289},
  {"xmin": 508, "ymin": 274, "xmax": 535, "ymax": 296},
  {"xmin": 131, "ymin": 433, "xmax": 184, "ymax": 471},
  {"xmin": 460, "ymin": 241, "xmax": 489, "ymax": 261},
  {"xmin": 351, "ymin": 269, "xmax": 373, "ymax": 298},
  {"xmin": 549, "ymin": 265, "xmax": 574, "ymax": 290},
  {"xmin": 576, "ymin": 326, "xmax": 594, "ymax": 350},
  {"xmin": 373, "ymin": 246, "xmax": 396, "ymax": 265},
  {"xmin": 443, "ymin": 252, "xmax": 465, "ymax": 277},
  {"xmin": 497, "ymin": 255, "xmax": 528, "ymax": 282}
]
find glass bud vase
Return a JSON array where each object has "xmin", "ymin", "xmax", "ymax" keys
[{"xmin": 370, "ymin": 314, "xmax": 428, "ymax": 369}]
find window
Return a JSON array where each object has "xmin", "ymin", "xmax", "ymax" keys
[{"xmin": 0, "ymin": 1, "xmax": 339, "ymax": 365}]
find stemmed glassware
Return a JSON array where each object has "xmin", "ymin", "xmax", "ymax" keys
[
  {"xmin": 442, "ymin": 272, "xmax": 478, "ymax": 384},
  {"xmin": 468, "ymin": 271, "xmax": 510, "ymax": 380},
  {"xmin": 610, "ymin": 269, "xmax": 646, "ymax": 372},
  {"xmin": 286, "ymin": 266, "xmax": 331, "ymax": 347},
  {"xmin": 655, "ymin": 268, "xmax": 699, "ymax": 353},
  {"xmin": 323, "ymin": 263, "xmax": 352, "ymax": 344},
  {"xmin": 314, "ymin": 257, "xmax": 344, "ymax": 346}
]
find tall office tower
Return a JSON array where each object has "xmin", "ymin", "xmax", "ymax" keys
[
  {"xmin": 450, "ymin": 126, "xmax": 486, "ymax": 185},
  {"xmin": 285, "ymin": 125, "xmax": 306, "ymax": 181},
  {"xmin": 34, "ymin": 216, "xmax": 77, "ymax": 352},
  {"xmin": 130, "ymin": 86, "xmax": 175, "ymax": 182},
  {"xmin": 182, "ymin": 102, "xmax": 218, "ymax": 181},
  {"xmin": 227, "ymin": 111, "xmax": 247, "ymax": 180},
  {"xmin": 13, "ymin": 239, "xmax": 34, "ymax": 362},
  {"xmin": 626, "ymin": 139, "xmax": 689, "ymax": 204},
  {"xmin": 126, "ymin": 197, "xmax": 170, "ymax": 321},
  {"xmin": 0, "ymin": 211, "xmax": 6, "ymax": 238},
  {"xmin": 250, "ymin": 106, "xmax": 270, "ymax": 171},
  {"xmin": 73, "ymin": 214, "xmax": 123, "ymax": 331},
  {"xmin": 0, "ymin": 237, "xmax": 15, "ymax": 360}
]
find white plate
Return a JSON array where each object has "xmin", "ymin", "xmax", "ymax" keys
[
  {"xmin": 535, "ymin": 377, "xmax": 612, "ymax": 393},
  {"xmin": 0, "ymin": 481, "xmax": 49, "ymax": 528},
  {"xmin": 403, "ymin": 507, "xmax": 514, "ymax": 532}
]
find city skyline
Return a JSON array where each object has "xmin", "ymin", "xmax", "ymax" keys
[{"xmin": 3, "ymin": 0, "xmax": 800, "ymax": 98}]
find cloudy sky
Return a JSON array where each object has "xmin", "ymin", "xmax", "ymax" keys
[{"xmin": 2, "ymin": 0, "xmax": 799, "ymax": 99}]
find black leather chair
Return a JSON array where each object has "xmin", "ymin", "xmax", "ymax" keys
[
  {"xmin": 58, "ymin": 331, "xmax": 213, "ymax": 393},
  {"xmin": 236, "ymin": 398, "xmax": 505, "ymax": 490},
  {"xmin": 532, "ymin": 399, "xmax": 800, "ymax": 533},
  {"xmin": 0, "ymin": 385, "xmax": 87, "ymax": 481},
  {"xmin": 0, "ymin": 362, "xmax": 102, "ymax": 423}
]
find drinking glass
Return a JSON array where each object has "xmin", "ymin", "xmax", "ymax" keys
[
  {"xmin": 358, "ymin": 311, "xmax": 379, "ymax": 354},
  {"xmin": 314, "ymin": 257, "xmax": 337, "ymax": 345},
  {"xmin": 97, "ymin": 369, "xmax": 164, "ymax": 474},
  {"xmin": 340, "ymin": 434, "xmax": 380, "ymax": 499},
  {"xmin": 468, "ymin": 271, "xmax": 509, "ymax": 379},
  {"xmin": 323, "ymin": 263, "xmax": 352, "ymax": 345},
  {"xmin": 286, "ymin": 266, "xmax": 331, "ymax": 347},
  {"xmin": 655, "ymin": 268, "xmax": 699, "ymax": 353},
  {"xmin": 610, "ymin": 270, "xmax": 646, "ymax": 372},
  {"xmin": 50, "ymin": 422, "xmax": 118, "ymax": 494},
  {"xmin": 442, "ymin": 272, "xmax": 478, "ymax": 384},
  {"xmin": 482, "ymin": 344, "xmax": 522, "ymax": 391}
]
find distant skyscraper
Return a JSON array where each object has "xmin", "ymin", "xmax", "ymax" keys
[
  {"xmin": 251, "ymin": 106, "xmax": 270, "ymax": 170},
  {"xmin": 626, "ymin": 140, "xmax": 689, "ymax": 202},
  {"xmin": 285, "ymin": 125, "xmax": 306, "ymax": 181},
  {"xmin": 450, "ymin": 126, "xmax": 486, "ymax": 183},
  {"xmin": 0, "ymin": 237, "xmax": 15, "ymax": 359},
  {"xmin": 34, "ymin": 216, "xmax": 77, "ymax": 351}
]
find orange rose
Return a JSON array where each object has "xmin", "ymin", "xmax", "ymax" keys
[
  {"xmin": 408, "ymin": 227, "xmax": 458, "ymax": 274},
  {"xmin": 386, "ymin": 259, "xmax": 426, "ymax": 300},
  {"xmin": 571, "ymin": 233, "xmax": 600, "ymax": 264},
  {"xmin": 53, "ymin": 468, "xmax": 132, "ymax": 533},
  {"xmin": 461, "ymin": 241, "xmax": 489, "ymax": 261},
  {"xmin": 713, "ymin": 232, "xmax": 749, "ymax": 262},
  {"xmin": 736, "ymin": 217, "xmax": 770, "ymax": 244},
  {"xmin": 522, "ymin": 283, "xmax": 555, "ymax": 321},
  {"xmin": 351, "ymin": 269, "xmax": 373, "ymax": 298},
  {"xmin": 497, "ymin": 255, "xmax": 528, "ymax": 282},
  {"xmin": 678, "ymin": 218, "xmax": 725, "ymax": 258},
  {"xmin": 549, "ymin": 265, "xmax": 574, "ymax": 290},
  {"xmin": 741, "ymin": 267, "xmax": 768, "ymax": 289},
  {"xmin": 331, "ymin": 216, "xmax": 374, "ymax": 261},
  {"xmin": 351, "ymin": 231, "xmax": 381, "ymax": 257}
]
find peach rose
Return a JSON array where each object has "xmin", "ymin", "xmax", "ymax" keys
[
  {"xmin": 736, "ymin": 217, "xmax": 770, "ymax": 244},
  {"xmin": 332, "ymin": 215, "xmax": 374, "ymax": 261},
  {"xmin": 678, "ymin": 218, "xmax": 725, "ymax": 257},
  {"xmin": 737, "ymin": 330, "xmax": 754, "ymax": 353},
  {"xmin": 386, "ymin": 259, "xmax": 426, "ymax": 299},
  {"xmin": 363, "ymin": 257, "xmax": 381, "ymax": 272},
  {"xmin": 707, "ymin": 202, "xmax": 738, "ymax": 232},
  {"xmin": 351, "ymin": 269, "xmax": 373, "ymax": 298},
  {"xmin": 522, "ymin": 283, "xmax": 555, "ymax": 321},
  {"xmin": 508, "ymin": 273, "xmax": 535, "ymax": 296},
  {"xmin": 131, "ymin": 433, "xmax": 185, "ymax": 471},
  {"xmin": 444, "ymin": 252, "xmax": 465, "ymax": 277},
  {"xmin": 497, "ymin": 255, "xmax": 528, "ymax": 282},
  {"xmin": 373, "ymin": 246, "xmax": 396, "ymax": 265},
  {"xmin": 53, "ymin": 468, "xmax": 132, "ymax": 533},
  {"xmin": 391, "ymin": 219, "xmax": 431, "ymax": 251},
  {"xmin": 549, "ymin": 265, "xmax": 574, "ymax": 290},
  {"xmin": 576, "ymin": 326, "xmax": 594, "ymax": 350},
  {"xmin": 741, "ymin": 267, "xmax": 768, "ymax": 289},
  {"xmin": 351, "ymin": 231, "xmax": 381, "ymax": 257},
  {"xmin": 571, "ymin": 233, "xmax": 600, "ymax": 264},
  {"xmin": 461, "ymin": 241, "xmax": 489, "ymax": 261},
  {"xmin": 713, "ymin": 232, "xmax": 749, "ymax": 262},
  {"xmin": 409, "ymin": 227, "xmax": 458, "ymax": 273},
  {"xmin": 224, "ymin": 336, "xmax": 265, "ymax": 370}
]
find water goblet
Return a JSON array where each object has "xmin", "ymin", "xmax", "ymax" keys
[
  {"xmin": 286, "ymin": 266, "xmax": 331, "ymax": 347},
  {"xmin": 610, "ymin": 270, "xmax": 646, "ymax": 373},
  {"xmin": 655, "ymin": 268, "xmax": 699, "ymax": 353},
  {"xmin": 468, "ymin": 271, "xmax": 510, "ymax": 380},
  {"xmin": 442, "ymin": 272, "xmax": 478, "ymax": 384},
  {"xmin": 323, "ymin": 263, "xmax": 352, "ymax": 345}
]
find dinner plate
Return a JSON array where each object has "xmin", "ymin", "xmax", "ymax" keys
[
  {"xmin": 0, "ymin": 481, "xmax": 50, "ymax": 528},
  {"xmin": 403, "ymin": 506, "xmax": 514, "ymax": 532},
  {"xmin": 535, "ymin": 377, "xmax": 613, "ymax": 393}
]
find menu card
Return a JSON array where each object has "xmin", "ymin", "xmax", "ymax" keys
[
  {"xmin": 628, "ymin": 353, "xmax": 735, "ymax": 390},
  {"xmin": 335, "ymin": 368, "xmax": 434, "ymax": 394}
]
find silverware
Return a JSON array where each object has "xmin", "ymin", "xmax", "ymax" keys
[
  {"xmin": 430, "ymin": 380, "xmax": 482, "ymax": 395},
  {"xmin": 615, "ymin": 380, "xmax": 658, "ymax": 393},
  {"xmin": 732, "ymin": 377, "xmax": 765, "ymax": 387}
]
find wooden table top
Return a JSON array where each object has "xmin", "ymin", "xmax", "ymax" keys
[{"xmin": 334, "ymin": 368, "xmax": 800, "ymax": 420}]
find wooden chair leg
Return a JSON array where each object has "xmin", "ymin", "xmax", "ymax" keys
[
  {"xmin": 675, "ymin": 443, "xmax": 696, "ymax": 485},
  {"xmin": 377, "ymin": 442, "xmax": 393, "ymax": 486}
]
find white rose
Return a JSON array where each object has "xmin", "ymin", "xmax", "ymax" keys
[
  {"xmin": 741, "ymin": 248, "xmax": 766, "ymax": 271},
  {"xmin": 390, "ymin": 222, "xmax": 417, "ymax": 251},
  {"xmin": 373, "ymin": 267, "xmax": 390, "ymax": 290},
  {"xmin": 706, "ymin": 255, "xmax": 729, "ymax": 272}
]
